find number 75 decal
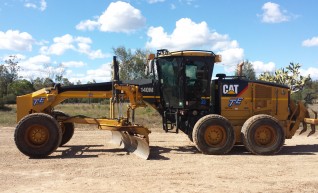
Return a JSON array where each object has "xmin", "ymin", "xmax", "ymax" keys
[
  {"xmin": 228, "ymin": 97, "xmax": 243, "ymax": 107},
  {"xmin": 33, "ymin": 97, "xmax": 45, "ymax": 106}
]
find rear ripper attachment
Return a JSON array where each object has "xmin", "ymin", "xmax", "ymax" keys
[{"xmin": 14, "ymin": 56, "xmax": 151, "ymax": 159}]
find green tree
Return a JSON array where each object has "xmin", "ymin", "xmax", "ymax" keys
[
  {"xmin": 5, "ymin": 79, "xmax": 34, "ymax": 104},
  {"xmin": 112, "ymin": 46, "xmax": 149, "ymax": 80},
  {"xmin": 31, "ymin": 77, "xmax": 55, "ymax": 90},
  {"xmin": 8, "ymin": 79, "xmax": 34, "ymax": 96},
  {"xmin": 62, "ymin": 78, "xmax": 73, "ymax": 86},
  {"xmin": 234, "ymin": 60, "xmax": 256, "ymax": 80},
  {"xmin": 0, "ymin": 56, "xmax": 20, "ymax": 108},
  {"xmin": 259, "ymin": 63, "xmax": 311, "ymax": 92},
  {"xmin": 32, "ymin": 77, "xmax": 45, "ymax": 91}
]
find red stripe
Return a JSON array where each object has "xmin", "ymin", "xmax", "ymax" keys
[{"xmin": 237, "ymin": 86, "xmax": 248, "ymax": 96}]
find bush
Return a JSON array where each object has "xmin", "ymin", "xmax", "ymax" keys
[{"xmin": 0, "ymin": 98, "xmax": 4, "ymax": 109}]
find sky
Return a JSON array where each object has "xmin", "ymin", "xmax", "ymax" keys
[{"xmin": 1, "ymin": 0, "xmax": 318, "ymax": 83}]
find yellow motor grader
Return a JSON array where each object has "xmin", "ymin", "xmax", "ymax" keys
[{"xmin": 14, "ymin": 50, "xmax": 318, "ymax": 159}]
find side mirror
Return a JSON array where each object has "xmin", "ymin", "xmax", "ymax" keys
[
  {"xmin": 145, "ymin": 54, "xmax": 155, "ymax": 76},
  {"xmin": 147, "ymin": 53, "xmax": 155, "ymax": 60},
  {"xmin": 145, "ymin": 59, "xmax": 154, "ymax": 75}
]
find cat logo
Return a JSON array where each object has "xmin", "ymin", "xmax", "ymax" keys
[{"xmin": 223, "ymin": 84, "xmax": 239, "ymax": 95}]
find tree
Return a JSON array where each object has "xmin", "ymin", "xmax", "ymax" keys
[
  {"xmin": 8, "ymin": 79, "xmax": 34, "ymax": 96},
  {"xmin": 112, "ymin": 46, "xmax": 149, "ymax": 80},
  {"xmin": 259, "ymin": 63, "xmax": 311, "ymax": 92},
  {"xmin": 43, "ymin": 63, "xmax": 65, "ymax": 82},
  {"xmin": 234, "ymin": 60, "xmax": 256, "ymax": 80},
  {"xmin": 0, "ymin": 56, "xmax": 20, "ymax": 96},
  {"xmin": 31, "ymin": 77, "xmax": 55, "ymax": 90},
  {"xmin": 61, "ymin": 78, "xmax": 73, "ymax": 86},
  {"xmin": 0, "ymin": 56, "xmax": 20, "ymax": 108},
  {"xmin": 5, "ymin": 79, "xmax": 34, "ymax": 104}
]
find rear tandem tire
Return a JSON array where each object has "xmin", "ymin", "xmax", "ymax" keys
[
  {"xmin": 241, "ymin": 114, "xmax": 285, "ymax": 155},
  {"xmin": 14, "ymin": 113, "xmax": 62, "ymax": 158},
  {"xmin": 192, "ymin": 114, "xmax": 235, "ymax": 155},
  {"xmin": 52, "ymin": 111, "xmax": 74, "ymax": 146}
]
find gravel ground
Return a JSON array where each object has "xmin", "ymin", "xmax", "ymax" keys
[{"xmin": 1, "ymin": 126, "xmax": 318, "ymax": 193}]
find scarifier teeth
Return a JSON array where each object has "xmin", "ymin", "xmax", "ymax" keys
[
  {"xmin": 299, "ymin": 128, "xmax": 307, "ymax": 135},
  {"xmin": 308, "ymin": 124, "xmax": 316, "ymax": 137},
  {"xmin": 110, "ymin": 131, "xmax": 150, "ymax": 159}
]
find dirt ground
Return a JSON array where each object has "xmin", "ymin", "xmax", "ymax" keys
[{"xmin": 1, "ymin": 126, "xmax": 318, "ymax": 193}]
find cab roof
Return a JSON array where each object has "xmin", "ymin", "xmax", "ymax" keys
[{"xmin": 157, "ymin": 49, "xmax": 216, "ymax": 57}]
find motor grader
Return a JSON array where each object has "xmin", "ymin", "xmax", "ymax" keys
[{"xmin": 14, "ymin": 50, "xmax": 318, "ymax": 159}]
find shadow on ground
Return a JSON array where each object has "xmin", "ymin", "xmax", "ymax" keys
[{"xmin": 37, "ymin": 143, "xmax": 318, "ymax": 160}]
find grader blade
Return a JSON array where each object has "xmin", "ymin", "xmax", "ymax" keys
[
  {"xmin": 110, "ymin": 131, "xmax": 124, "ymax": 146},
  {"xmin": 110, "ymin": 131, "xmax": 150, "ymax": 159}
]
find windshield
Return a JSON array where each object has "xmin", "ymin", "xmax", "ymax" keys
[
  {"xmin": 157, "ymin": 56, "xmax": 214, "ymax": 109},
  {"xmin": 158, "ymin": 57, "xmax": 184, "ymax": 108}
]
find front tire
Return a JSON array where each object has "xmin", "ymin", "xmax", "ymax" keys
[
  {"xmin": 14, "ymin": 113, "xmax": 62, "ymax": 158},
  {"xmin": 241, "ymin": 114, "xmax": 285, "ymax": 155},
  {"xmin": 192, "ymin": 114, "xmax": 235, "ymax": 155}
]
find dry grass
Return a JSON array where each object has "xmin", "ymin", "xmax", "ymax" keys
[
  {"xmin": 0, "ymin": 103, "xmax": 162, "ymax": 131},
  {"xmin": 54, "ymin": 103, "xmax": 162, "ymax": 130},
  {"xmin": 0, "ymin": 105, "xmax": 17, "ymax": 127}
]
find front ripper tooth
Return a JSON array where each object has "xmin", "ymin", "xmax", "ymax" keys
[{"xmin": 110, "ymin": 131, "xmax": 150, "ymax": 160}]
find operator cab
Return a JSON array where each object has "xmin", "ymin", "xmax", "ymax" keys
[{"xmin": 148, "ymin": 49, "xmax": 221, "ymax": 111}]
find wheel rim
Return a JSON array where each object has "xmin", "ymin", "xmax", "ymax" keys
[
  {"xmin": 204, "ymin": 125, "xmax": 226, "ymax": 147},
  {"xmin": 26, "ymin": 125, "xmax": 49, "ymax": 147},
  {"xmin": 254, "ymin": 125, "xmax": 276, "ymax": 146}
]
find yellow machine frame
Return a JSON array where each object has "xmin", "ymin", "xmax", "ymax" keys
[{"xmin": 17, "ymin": 83, "xmax": 149, "ymax": 133}]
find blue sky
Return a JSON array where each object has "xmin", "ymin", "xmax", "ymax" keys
[{"xmin": 1, "ymin": 0, "xmax": 318, "ymax": 83}]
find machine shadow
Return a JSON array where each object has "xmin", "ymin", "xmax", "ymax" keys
[
  {"xmin": 149, "ymin": 145, "xmax": 199, "ymax": 160},
  {"xmin": 38, "ymin": 143, "xmax": 318, "ymax": 160},
  {"xmin": 39, "ymin": 145, "xmax": 127, "ymax": 159},
  {"xmin": 279, "ymin": 144, "xmax": 318, "ymax": 155},
  {"xmin": 229, "ymin": 144, "xmax": 318, "ymax": 155}
]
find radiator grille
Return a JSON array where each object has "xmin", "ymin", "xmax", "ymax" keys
[{"xmin": 255, "ymin": 84, "xmax": 272, "ymax": 99}]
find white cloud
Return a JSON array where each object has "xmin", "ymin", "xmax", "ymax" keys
[
  {"xmin": 146, "ymin": 18, "xmax": 244, "ymax": 70},
  {"xmin": 62, "ymin": 61, "xmax": 86, "ymax": 68},
  {"xmin": 251, "ymin": 61, "xmax": 276, "ymax": 75},
  {"xmin": 300, "ymin": 67, "xmax": 318, "ymax": 80},
  {"xmin": 0, "ymin": 30, "xmax": 34, "ymax": 51},
  {"xmin": 40, "ymin": 0, "xmax": 47, "ymax": 11},
  {"xmin": 18, "ymin": 54, "xmax": 51, "ymax": 79},
  {"xmin": 69, "ymin": 63, "xmax": 112, "ymax": 83},
  {"xmin": 27, "ymin": 54, "xmax": 51, "ymax": 66},
  {"xmin": 24, "ymin": 0, "xmax": 47, "ymax": 11},
  {"xmin": 147, "ymin": 18, "xmax": 211, "ymax": 50},
  {"xmin": 24, "ymin": 3, "xmax": 36, "ymax": 9},
  {"xmin": 40, "ymin": 34, "xmax": 107, "ymax": 59},
  {"xmin": 259, "ymin": 2, "xmax": 289, "ymax": 23},
  {"xmin": 217, "ymin": 48, "xmax": 244, "ymax": 72},
  {"xmin": 1, "ymin": 54, "xmax": 26, "ymax": 61},
  {"xmin": 41, "ymin": 34, "xmax": 75, "ymax": 55},
  {"xmin": 302, "ymin": 36, "xmax": 318, "ymax": 47},
  {"xmin": 76, "ymin": 1, "xmax": 146, "ymax": 33},
  {"xmin": 76, "ymin": 20, "xmax": 99, "ymax": 31},
  {"xmin": 147, "ymin": 0, "xmax": 165, "ymax": 4}
]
